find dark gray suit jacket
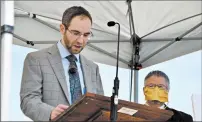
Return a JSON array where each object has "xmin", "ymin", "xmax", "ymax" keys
[
  {"xmin": 165, "ymin": 105, "xmax": 193, "ymax": 122},
  {"xmin": 20, "ymin": 44, "xmax": 104, "ymax": 121}
]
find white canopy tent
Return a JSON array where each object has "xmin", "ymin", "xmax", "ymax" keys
[
  {"xmin": 13, "ymin": 1, "xmax": 202, "ymax": 68},
  {"xmin": 1, "ymin": 1, "xmax": 202, "ymax": 121}
]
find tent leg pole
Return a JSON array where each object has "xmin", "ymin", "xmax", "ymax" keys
[
  {"xmin": 0, "ymin": 31, "xmax": 1, "ymax": 122},
  {"xmin": 1, "ymin": 1, "xmax": 14, "ymax": 121},
  {"xmin": 126, "ymin": 0, "xmax": 141, "ymax": 103},
  {"xmin": 133, "ymin": 70, "xmax": 139, "ymax": 103}
]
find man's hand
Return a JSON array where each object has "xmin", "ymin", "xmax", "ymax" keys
[{"xmin": 50, "ymin": 104, "xmax": 69, "ymax": 120}]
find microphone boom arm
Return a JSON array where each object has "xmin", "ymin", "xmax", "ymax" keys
[{"xmin": 108, "ymin": 21, "xmax": 121, "ymax": 122}]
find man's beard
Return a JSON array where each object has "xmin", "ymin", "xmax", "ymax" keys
[{"xmin": 64, "ymin": 35, "xmax": 83, "ymax": 54}]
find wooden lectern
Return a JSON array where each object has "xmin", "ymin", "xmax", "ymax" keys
[{"xmin": 52, "ymin": 93, "xmax": 173, "ymax": 121}]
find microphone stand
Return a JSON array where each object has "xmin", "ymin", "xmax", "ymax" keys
[{"xmin": 110, "ymin": 22, "xmax": 120, "ymax": 122}]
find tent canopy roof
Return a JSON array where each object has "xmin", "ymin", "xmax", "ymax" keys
[{"xmin": 13, "ymin": 1, "xmax": 202, "ymax": 69}]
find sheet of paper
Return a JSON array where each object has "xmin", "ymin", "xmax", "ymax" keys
[{"xmin": 118, "ymin": 107, "xmax": 138, "ymax": 115}]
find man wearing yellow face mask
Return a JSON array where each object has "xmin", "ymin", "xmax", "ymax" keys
[{"xmin": 143, "ymin": 70, "xmax": 193, "ymax": 122}]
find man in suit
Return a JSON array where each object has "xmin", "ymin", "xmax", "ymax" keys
[
  {"xmin": 143, "ymin": 70, "xmax": 193, "ymax": 122},
  {"xmin": 20, "ymin": 6, "xmax": 104, "ymax": 121}
]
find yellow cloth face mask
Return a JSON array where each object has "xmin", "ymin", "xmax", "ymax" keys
[{"xmin": 144, "ymin": 86, "xmax": 168, "ymax": 102}]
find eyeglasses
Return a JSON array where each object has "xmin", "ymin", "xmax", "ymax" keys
[
  {"xmin": 65, "ymin": 27, "xmax": 93, "ymax": 40},
  {"xmin": 145, "ymin": 83, "xmax": 168, "ymax": 90}
]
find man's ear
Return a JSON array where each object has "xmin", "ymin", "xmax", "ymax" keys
[{"xmin": 60, "ymin": 24, "xmax": 66, "ymax": 35}]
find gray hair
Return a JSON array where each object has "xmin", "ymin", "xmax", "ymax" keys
[
  {"xmin": 144, "ymin": 70, "xmax": 170, "ymax": 90},
  {"xmin": 62, "ymin": 6, "xmax": 92, "ymax": 29}
]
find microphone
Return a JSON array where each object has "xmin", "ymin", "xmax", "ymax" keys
[
  {"xmin": 107, "ymin": 21, "xmax": 116, "ymax": 27},
  {"xmin": 108, "ymin": 21, "xmax": 121, "ymax": 122}
]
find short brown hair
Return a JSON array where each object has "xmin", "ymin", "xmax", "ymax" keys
[{"xmin": 62, "ymin": 6, "xmax": 92, "ymax": 29}]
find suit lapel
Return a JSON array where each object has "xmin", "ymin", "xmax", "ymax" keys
[
  {"xmin": 80, "ymin": 55, "xmax": 94, "ymax": 93},
  {"xmin": 47, "ymin": 44, "xmax": 70, "ymax": 103}
]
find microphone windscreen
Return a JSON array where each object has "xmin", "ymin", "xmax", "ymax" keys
[{"xmin": 107, "ymin": 21, "xmax": 115, "ymax": 26}]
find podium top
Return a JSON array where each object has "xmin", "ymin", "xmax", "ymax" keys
[{"xmin": 53, "ymin": 93, "xmax": 173, "ymax": 121}]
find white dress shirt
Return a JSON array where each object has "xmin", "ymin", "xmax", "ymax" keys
[
  {"xmin": 145, "ymin": 102, "xmax": 166, "ymax": 109},
  {"xmin": 57, "ymin": 40, "xmax": 85, "ymax": 105}
]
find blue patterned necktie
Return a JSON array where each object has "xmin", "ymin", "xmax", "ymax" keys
[{"xmin": 66, "ymin": 55, "xmax": 82, "ymax": 104}]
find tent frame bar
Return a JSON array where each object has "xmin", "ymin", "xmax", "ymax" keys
[
  {"xmin": 141, "ymin": 13, "xmax": 202, "ymax": 39},
  {"xmin": 140, "ymin": 21, "xmax": 202, "ymax": 64},
  {"xmin": 13, "ymin": 33, "xmax": 129, "ymax": 66},
  {"xmin": 31, "ymin": 40, "xmax": 130, "ymax": 43},
  {"xmin": 34, "ymin": 17, "xmax": 60, "ymax": 32},
  {"xmin": 15, "ymin": 13, "xmax": 119, "ymax": 37},
  {"xmin": 13, "ymin": 36, "xmax": 201, "ymax": 44},
  {"xmin": 13, "ymin": 33, "xmax": 34, "ymax": 46},
  {"xmin": 14, "ymin": 14, "xmax": 28, "ymax": 18},
  {"xmin": 141, "ymin": 37, "xmax": 201, "ymax": 42}
]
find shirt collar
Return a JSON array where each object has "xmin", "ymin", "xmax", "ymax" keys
[
  {"xmin": 57, "ymin": 40, "xmax": 80, "ymax": 61},
  {"xmin": 145, "ymin": 102, "xmax": 165, "ymax": 110}
]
